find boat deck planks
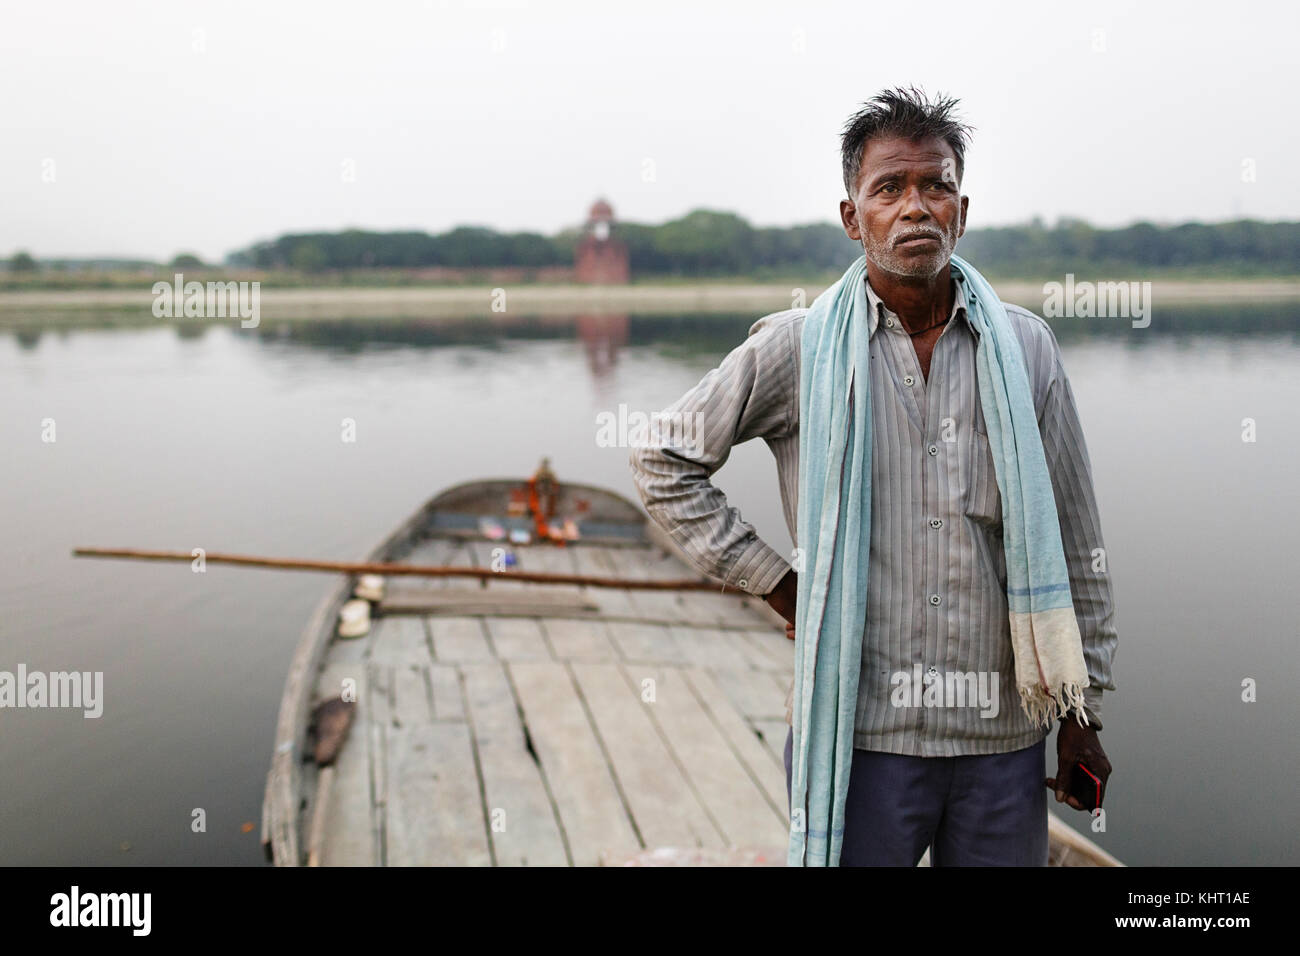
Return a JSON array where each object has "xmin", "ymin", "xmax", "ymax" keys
[
  {"xmin": 301, "ymin": 540, "xmax": 791, "ymax": 862},
  {"xmin": 269, "ymin": 477, "xmax": 1123, "ymax": 867},
  {"xmin": 461, "ymin": 661, "xmax": 569, "ymax": 866},
  {"xmin": 570, "ymin": 660, "xmax": 727, "ymax": 851},
  {"xmin": 508, "ymin": 659, "xmax": 641, "ymax": 866},
  {"xmin": 629, "ymin": 663, "xmax": 788, "ymax": 848}
]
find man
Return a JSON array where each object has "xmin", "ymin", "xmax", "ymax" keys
[{"xmin": 629, "ymin": 87, "xmax": 1117, "ymax": 866}]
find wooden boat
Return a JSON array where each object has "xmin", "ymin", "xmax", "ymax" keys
[{"xmin": 261, "ymin": 469, "xmax": 1123, "ymax": 867}]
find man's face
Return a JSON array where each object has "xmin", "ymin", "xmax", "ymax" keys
[{"xmin": 840, "ymin": 135, "xmax": 969, "ymax": 279}]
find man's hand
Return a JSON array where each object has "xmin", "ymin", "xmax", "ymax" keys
[
  {"xmin": 764, "ymin": 568, "xmax": 798, "ymax": 638},
  {"xmin": 1046, "ymin": 717, "xmax": 1112, "ymax": 811}
]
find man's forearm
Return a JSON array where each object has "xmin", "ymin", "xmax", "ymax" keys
[
  {"xmin": 629, "ymin": 443, "xmax": 791, "ymax": 595},
  {"xmin": 627, "ymin": 312, "xmax": 800, "ymax": 598}
]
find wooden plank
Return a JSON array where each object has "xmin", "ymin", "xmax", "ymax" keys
[
  {"xmin": 613, "ymin": 545, "xmax": 682, "ymax": 580},
  {"xmin": 569, "ymin": 661, "xmax": 724, "ymax": 850},
  {"xmin": 314, "ymin": 658, "xmax": 373, "ymax": 866},
  {"xmin": 508, "ymin": 660, "xmax": 640, "ymax": 865},
  {"xmin": 670, "ymin": 624, "xmax": 753, "ymax": 670},
  {"xmin": 544, "ymin": 617, "xmax": 617, "ymax": 661},
  {"xmin": 366, "ymin": 660, "xmax": 392, "ymax": 865},
  {"xmin": 601, "ymin": 545, "xmax": 686, "ymax": 618},
  {"xmin": 465, "ymin": 538, "xmax": 513, "ymax": 576},
  {"xmin": 380, "ymin": 567, "xmax": 490, "ymax": 865},
  {"xmin": 767, "ymin": 668, "xmax": 794, "ymax": 695},
  {"xmin": 305, "ymin": 765, "xmax": 335, "ymax": 866},
  {"xmin": 482, "ymin": 616, "xmax": 552, "ymax": 661},
  {"xmin": 429, "ymin": 664, "xmax": 464, "ymax": 721},
  {"xmin": 516, "ymin": 543, "xmax": 585, "ymax": 602},
  {"xmin": 751, "ymin": 718, "xmax": 790, "ymax": 768},
  {"xmin": 683, "ymin": 668, "xmax": 787, "ymax": 807},
  {"xmin": 383, "ymin": 537, "xmax": 479, "ymax": 605},
  {"xmin": 428, "ymin": 616, "xmax": 493, "ymax": 662},
  {"xmin": 1048, "ymin": 812, "xmax": 1124, "ymax": 867},
  {"xmin": 327, "ymin": 630, "xmax": 370, "ymax": 664},
  {"xmin": 604, "ymin": 620, "xmax": 688, "ymax": 665},
  {"xmin": 607, "ymin": 543, "xmax": 779, "ymax": 630},
  {"xmin": 380, "ymin": 587, "xmax": 598, "ymax": 617},
  {"xmin": 569, "ymin": 545, "xmax": 639, "ymax": 618},
  {"xmin": 710, "ymin": 622, "xmax": 776, "ymax": 670},
  {"xmin": 461, "ymin": 662, "xmax": 569, "ymax": 866},
  {"xmin": 736, "ymin": 628, "xmax": 795, "ymax": 673},
  {"xmin": 711, "ymin": 665, "xmax": 789, "ymax": 721},
  {"xmin": 392, "ymin": 663, "xmax": 433, "ymax": 725},
  {"xmin": 369, "ymin": 617, "xmax": 431, "ymax": 666},
  {"xmin": 385, "ymin": 720, "xmax": 492, "ymax": 866},
  {"xmin": 625, "ymin": 664, "xmax": 786, "ymax": 848},
  {"xmin": 672, "ymin": 586, "xmax": 773, "ymax": 631},
  {"xmin": 404, "ymin": 536, "xmax": 464, "ymax": 576}
]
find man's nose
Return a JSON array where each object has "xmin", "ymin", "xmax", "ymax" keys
[{"xmin": 899, "ymin": 185, "xmax": 931, "ymax": 220}]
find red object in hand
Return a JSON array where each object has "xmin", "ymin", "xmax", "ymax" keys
[{"xmin": 1071, "ymin": 762, "xmax": 1103, "ymax": 811}]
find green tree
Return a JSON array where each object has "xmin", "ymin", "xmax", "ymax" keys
[
  {"xmin": 169, "ymin": 252, "xmax": 205, "ymax": 269},
  {"xmin": 9, "ymin": 251, "xmax": 37, "ymax": 272},
  {"xmin": 289, "ymin": 241, "xmax": 328, "ymax": 273}
]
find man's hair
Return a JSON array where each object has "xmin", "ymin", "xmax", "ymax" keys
[{"xmin": 840, "ymin": 87, "xmax": 974, "ymax": 197}]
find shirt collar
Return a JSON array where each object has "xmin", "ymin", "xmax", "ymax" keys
[{"xmin": 863, "ymin": 264, "xmax": 978, "ymax": 339}]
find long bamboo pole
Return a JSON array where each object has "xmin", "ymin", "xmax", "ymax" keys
[{"xmin": 71, "ymin": 546, "xmax": 735, "ymax": 593}]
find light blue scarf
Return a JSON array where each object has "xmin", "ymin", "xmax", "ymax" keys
[{"xmin": 788, "ymin": 253, "xmax": 1089, "ymax": 867}]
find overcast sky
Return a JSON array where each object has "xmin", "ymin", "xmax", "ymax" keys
[{"xmin": 3, "ymin": 0, "xmax": 1296, "ymax": 262}]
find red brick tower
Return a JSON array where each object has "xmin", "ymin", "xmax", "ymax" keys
[{"xmin": 574, "ymin": 198, "xmax": 630, "ymax": 284}]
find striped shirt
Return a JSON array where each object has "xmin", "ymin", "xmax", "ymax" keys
[{"xmin": 629, "ymin": 266, "xmax": 1118, "ymax": 757}]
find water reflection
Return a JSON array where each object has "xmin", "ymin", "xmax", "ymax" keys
[
  {"xmin": 4, "ymin": 303, "xmax": 1298, "ymax": 359},
  {"xmin": 575, "ymin": 313, "xmax": 629, "ymax": 382}
]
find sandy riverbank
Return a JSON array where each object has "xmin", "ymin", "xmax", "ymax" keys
[{"xmin": 2, "ymin": 278, "xmax": 1299, "ymax": 327}]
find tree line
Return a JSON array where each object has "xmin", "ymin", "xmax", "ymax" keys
[
  {"xmin": 225, "ymin": 212, "xmax": 1300, "ymax": 277},
  {"xmin": 13, "ymin": 213, "xmax": 1298, "ymax": 279}
]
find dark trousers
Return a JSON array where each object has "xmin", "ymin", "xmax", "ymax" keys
[{"xmin": 783, "ymin": 728, "xmax": 1048, "ymax": 866}]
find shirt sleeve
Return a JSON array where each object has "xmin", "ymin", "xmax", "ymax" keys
[
  {"xmin": 628, "ymin": 311, "xmax": 799, "ymax": 597},
  {"xmin": 1038, "ymin": 332, "xmax": 1119, "ymax": 728}
]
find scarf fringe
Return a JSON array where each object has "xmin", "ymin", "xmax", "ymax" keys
[{"xmin": 1018, "ymin": 681, "xmax": 1089, "ymax": 728}]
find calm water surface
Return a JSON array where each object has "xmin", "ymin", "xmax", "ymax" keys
[{"xmin": 1, "ymin": 306, "xmax": 1297, "ymax": 865}]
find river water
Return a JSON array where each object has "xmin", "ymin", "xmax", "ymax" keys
[{"xmin": 1, "ymin": 304, "xmax": 1297, "ymax": 865}]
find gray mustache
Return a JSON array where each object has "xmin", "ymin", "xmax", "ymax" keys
[{"xmin": 893, "ymin": 231, "xmax": 943, "ymax": 246}]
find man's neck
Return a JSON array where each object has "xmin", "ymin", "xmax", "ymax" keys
[{"xmin": 864, "ymin": 260, "xmax": 954, "ymax": 335}]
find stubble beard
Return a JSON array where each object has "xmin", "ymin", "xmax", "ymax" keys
[{"xmin": 862, "ymin": 227, "xmax": 957, "ymax": 279}]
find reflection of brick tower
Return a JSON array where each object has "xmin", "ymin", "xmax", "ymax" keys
[{"xmin": 575, "ymin": 198, "xmax": 630, "ymax": 284}]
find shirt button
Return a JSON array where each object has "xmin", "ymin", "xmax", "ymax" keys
[
  {"xmin": 903, "ymin": 375, "xmax": 915, "ymax": 386},
  {"xmin": 929, "ymin": 594, "xmax": 942, "ymax": 606},
  {"xmin": 927, "ymin": 444, "xmax": 938, "ymax": 456},
  {"xmin": 929, "ymin": 518, "xmax": 943, "ymax": 529},
  {"xmin": 885, "ymin": 317, "xmax": 895, "ymax": 328}
]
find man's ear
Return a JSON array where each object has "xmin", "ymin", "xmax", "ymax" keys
[
  {"xmin": 840, "ymin": 199, "xmax": 861, "ymax": 241},
  {"xmin": 957, "ymin": 195, "xmax": 969, "ymax": 239}
]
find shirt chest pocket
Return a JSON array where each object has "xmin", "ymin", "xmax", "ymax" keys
[{"xmin": 963, "ymin": 406, "xmax": 1003, "ymax": 528}]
